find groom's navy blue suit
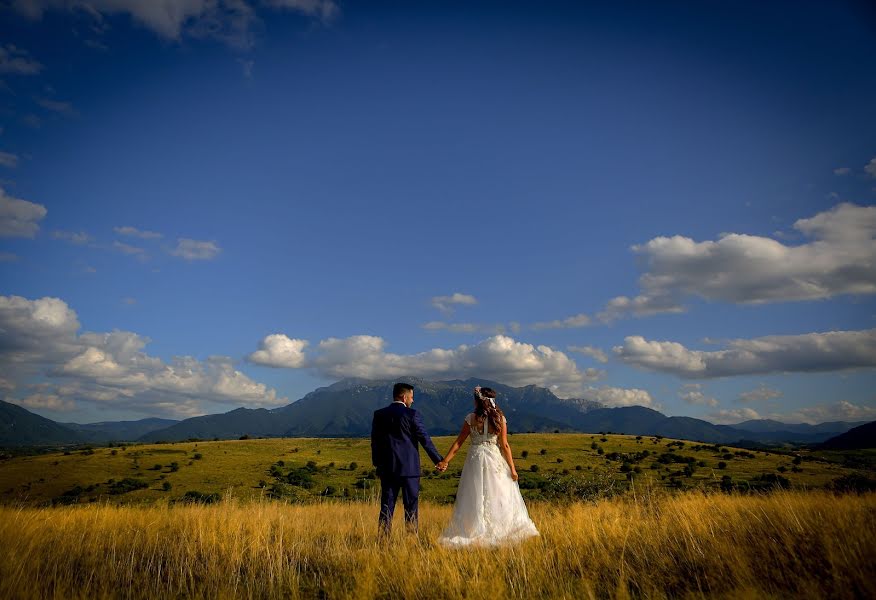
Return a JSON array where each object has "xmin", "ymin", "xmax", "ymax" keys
[{"xmin": 371, "ymin": 401, "xmax": 443, "ymax": 534}]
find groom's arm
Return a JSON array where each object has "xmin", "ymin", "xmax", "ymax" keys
[
  {"xmin": 412, "ymin": 410, "xmax": 443, "ymax": 465},
  {"xmin": 370, "ymin": 411, "xmax": 380, "ymax": 469}
]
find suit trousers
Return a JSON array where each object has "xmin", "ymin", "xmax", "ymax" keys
[{"xmin": 378, "ymin": 474, "xmax": 420, "ymax": 535}]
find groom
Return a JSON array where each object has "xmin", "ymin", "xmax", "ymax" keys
[{"xmin": 371, "ymin": 382, "xmax": 445, "ymax": 537}]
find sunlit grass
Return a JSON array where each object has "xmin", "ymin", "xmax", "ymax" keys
[{"xmin": 1, "ymin": 488, "xmax": 873, "ymax": 599}]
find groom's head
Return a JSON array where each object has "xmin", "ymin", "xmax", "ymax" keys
[{"xmin": 393, "ymin": 382, "xmax": 414, "ymax": 407}]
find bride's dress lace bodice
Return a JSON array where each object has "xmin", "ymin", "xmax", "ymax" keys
[
  {"xmin": 467, "ymin": 413, "xmax": 498, "ymax": 445},
  {"xmin": 437, "ymin": 412, "xmax": 539, "ymax": 548}
]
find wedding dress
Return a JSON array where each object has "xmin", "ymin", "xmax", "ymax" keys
[{"xmin": 437, "ymin": 413, "xmax": 540, "ymax": 547}]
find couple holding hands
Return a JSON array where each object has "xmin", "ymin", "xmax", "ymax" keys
[{"xmin": 370, "ymin": 382, "xmax": 539, "ymax": 547}]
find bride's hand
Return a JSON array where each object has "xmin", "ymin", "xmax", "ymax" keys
[{"xmin": 510, "ymin": 470, "xmax": 518, "ymax": 481}]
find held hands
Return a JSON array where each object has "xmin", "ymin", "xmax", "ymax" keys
[{"xmin": 436, "ymin": 460, "xmax": 448, "ymax": 472}]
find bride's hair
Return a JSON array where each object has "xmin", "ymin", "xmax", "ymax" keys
[{"xmin": 474, "ymin": 387, "xmax": 504, "ymax": 434}]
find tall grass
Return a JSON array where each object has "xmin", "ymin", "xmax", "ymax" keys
[{"xmin": 1, "ymin": 488, "xmax": 873, "ymax": 599}]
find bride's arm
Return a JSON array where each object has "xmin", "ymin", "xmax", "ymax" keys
[
  {"xmin": 498, "ymin": 417, "xmax": 518, "ymax": 481},
  {"xmin": 437, "ymin": 420, "xmax": 470, "ymax": 471}
]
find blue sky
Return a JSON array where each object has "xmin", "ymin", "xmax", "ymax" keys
[{"xmin": 1, "ymin": 0, "xmax": 875, "ymax": 425}]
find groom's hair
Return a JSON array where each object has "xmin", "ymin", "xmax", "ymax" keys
[{"xmin": 393, "ymin": 382, "xmax": 414, "ymax": 399}]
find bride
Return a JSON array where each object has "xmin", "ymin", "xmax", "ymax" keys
[{"xmin": 436, "ymin": 386, "xmax": 540, "ymax": 547}]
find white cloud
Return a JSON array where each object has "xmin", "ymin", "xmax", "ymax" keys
[
  {"xmin": 866, "ymin": 158, "xmax": 876, "ymax": 178},
  {"xmin": 576, "ymin": 385, "xmax": 657, "ymax": 408},
  {"xmin": 6, "ymin": 392, "xmax": 76, "ymax": 412},
  {"xmin": 614, "ymin": 328, "xmax": 876, "ymax": 378},
  {"xmin": 253, "ymin": 333, "xmax": 602, "ymax": 398},
  {"xmin": 678, "ymin": 383, "xmax": 719, "ymax": 407},
  {"xmin": 247, "ymin": 334, "xmax": 308, "ymax": 368},
  {"xmin": 262, "ymin": 0, "xmax": 339, "ymax": 21},
  {"xmin": 567, "ymin": 345, "xmax": 608, "ymax": 363},
  {"xmin": 531, "ymin": 313, "xmax": 591, "ymax": 330},
  {"xmin": 51, "ymin": 230, "xmax": 93, "ymax": 244},
  {"xmin": 0, "ymin": 188, "xmax": 45, "ymax": 237},
  {"xmin": 11, "ymin": 0, "xmax": 338, "ymax": 49},
  {"xmin": 0, "ymin": 44, "xmax": 43, "ymax": 75},
  {"xmin": 833, "ymin": 167, "xmax": 851, "ymax": 176},
  {"xmin": 0, "ymin": 151, "xmax": 19, "ymax": 168},
  {"xmin": 431, "ymin": 292, "xmax": 477, "ymax": 314},
  {"xmin": 114, "ymin": 225, "xmax": 162, "ymax": 239},
  {"xmin": 0, "ymin": 294, "xmax": 287, "ymax": 417},
  {"xmin": 421, "ymin": 321, "xmax": 507, "ymax": 334},
  {"xmin": 776, "ymin": 400, "xmax": 876, "ymax": 424},
  {"xmin": 738, "ymin": 385, "xmax": 782, "ymax": 403},
  {"xmin": 707, "ymin": 407, "xmax": 762, "ymax": 424},
  {"xmin": 597, "ymin": 293, "xmax": 685, "ymax": 323},
  {"xmin": 169, "ymin": 238, "xmax": 221, "ymax": 260},
  {"xmin": 36, "ymin": 97, "xmax": 78, "ymax": 117},
  {"xmin": 113, "ymin": 240, "xmax": 148, "ymax": 261},
  {"xmin": 599, "ymin": 203, "xmax": 876, "ymax": 321}
]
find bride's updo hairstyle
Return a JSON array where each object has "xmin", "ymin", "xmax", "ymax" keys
[{"xmin": 474, "ymin": 387, "xmax": 504, "ymax": 434}]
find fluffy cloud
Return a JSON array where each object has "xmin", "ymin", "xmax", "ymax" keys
[
  {"xmin": 431, "ymin": 292, "xmax": 477, "ymax": 314},
  {"xmin": 250, "ymin": 333, "xmax": 603, "ymax": 397},
  {"xmin": 5, "ymin": 392, "xmax": 76, "ymax": 411},
  {"xmin": 708, "ymin": 401, "xmax": 876, "ymax": 425},
  {"xmin": 707, "ymin": 407, "xmax": 762, "ymax": 424},
  {"xmin": 0, "ymin": 187, "xmax": 46, "ymax": 238},
  {"xmin": 51, "ymin": 230, "xmax": 93, "ymax": 244},
  {"xmin": 169, "ymin": 238, "xmax": 221, "ymax": 260},
  {"xmin": 114, "ymin": 225, "xmax": 163, "ymax": 239},
  {"xmin": 779, "ymin": 400, "xmax": 876, "ymax": 424},
  {"xmin": 866, "ymin": 157, "xmax": 876, "ymax": 178},
  {"xmin": 247, "ymin": 334, "xmax": 308, "ymax": 368},
  {"xmin": 36, "ymin": 97, "xmax": 78, "ymax": 117},
  {"xmin": 599, "ymin": 203, "xmax": 876, "ymax": 321},
  {"xmin": 113, "ymin": 240, "xmax": 148, "ymax": 261},
  {"xmin": 615, "ymin": 328, "xmax": 876, "ymax": 378},
  {"xmin": 0, "ymin": 151, "xmax": 19, "ymax": 168},
  {"xmin": 0, "ymin": 294, "xmax": 287, "ymax": 417},
  {"xmin": 0, "ymin": 44, "xmax": 42, "ymax": 75},
  {"xmin": 11, "ymin": 0, "xmax": 338, "ymax": 49},
  {"xmin": 833, "ymin": 167, "xmax": 851, "ymax": 176},
  {"xmin": 678, "ymin": 383, "xmax": 718, "ymax": 407},
  {"xmin": 567, "ymin": 345, "xmax": 608, "ymax": 363},
  {"xmin": 421, "ymin": 321, "xmax": 508, "ymax": 334},
  {"xmin": 738, "ymin": 385, "xmax": 782, "ymax": 403},
  {"xmin": 576, "ymin": 385, "xmax": 657, "ymax": 408},
  {"xmin": 531, "ymin": 313, "xmax": 591, "ymax": 330}
]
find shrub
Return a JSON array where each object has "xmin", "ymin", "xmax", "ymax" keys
[
  {"xmin": 181, "ymin": 490, "xmax": 220, "ymax": 504},
  {"xmin": 285, "ymin": 468, "xmax": 316, "ymax": 489},
  {"xmin": 556, "ymin": 458, "xmax": 564, "ymax": 463},
  {"xmin": 349, "ymin": 462, "xmax": 358, "ymax": 470},
  {"xmin": 827, "ymin": 474, "xmax": 876, "ymax": 494},
  {"xmin": 111, "ymin": 450, "xmax": 117, "ymax": 456},
  {"xmin": 521, "ymin": 450, "xmax": 529, "ymax": 458},
  {"xmin": 530, "ymin": 464, "xmax": 540, "ymax": 473},
  {"xmin": 597, "ymin": 448, "xmax": 604, "ymax": 455},
  {"xmin": 169, "ymin": 462, "xmax": 179, "ymax": 472},
  {"xmin": 777, "ymin": 466, "xmax": 787, "ymax": 473},
  {"xmin": 718, "ymin": 461, "xmax": 727, "ymax": 469},
  {"xmin": 277, "ymin": 460, "xmax": 285, "ymax": 467},
  {"xmin": 539, "ymin": 449, "xmax": 547, "ymax": 455},
  {"xmin": 590, "ymin": 442, "xmax": 598, "ymax": 450},
  {"xmin": 107, "ymin": 478, "xmax": 148, "ymax": 495},
  {"xmin": 162, "ymin": 481, "xmax": 172, "ymax": 491},
  {"xmin": 151, "ymin": 464, "xmax": 162, "ymax": 471},
  {"xmin": 239, "ymin": 434, "xmax": 250, "ymax": 440},
  {"xmin": 193, "ymin": 453, "xmax": 203, "ymax": 460}
]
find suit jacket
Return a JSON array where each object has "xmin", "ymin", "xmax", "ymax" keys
[{"xmin": 371, "ymin": 402, "xmax": 443, "ymax": 477}]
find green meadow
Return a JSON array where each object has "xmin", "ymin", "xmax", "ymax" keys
[{"xmin": 1, "ymin": 433, "xmax": 871, "ymax": 508}]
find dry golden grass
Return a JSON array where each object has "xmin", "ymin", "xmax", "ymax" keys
[{"xmin": 1, "ymin": 488, "xmax": 873, "ymax": 599}]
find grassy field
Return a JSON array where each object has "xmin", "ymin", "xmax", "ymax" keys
[
  {"xmin": 0, "ymin": 433, "xmax": 871, "ymax": 507},
  {"xmin": 0, "ymin": 488, "xmax": 873, "ymax": 599}
]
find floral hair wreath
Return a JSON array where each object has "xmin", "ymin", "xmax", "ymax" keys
[{"xmin": 474, "ymin": 386, "xmax": 497, "ymax": 409}]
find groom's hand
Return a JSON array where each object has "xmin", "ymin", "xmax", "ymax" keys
[{"xmin": 436, "ymin": 461, "xmax": 448, "ymax": 472}]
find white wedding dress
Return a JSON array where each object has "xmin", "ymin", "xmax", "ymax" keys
[{"xmin": 437, "ymin": 413, "xmax": 540, "ymax": 548}]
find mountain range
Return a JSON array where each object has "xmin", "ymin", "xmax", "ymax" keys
[{"xmin": 1, "ymin": 377, "xmax": 871, "ymax": 448}]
